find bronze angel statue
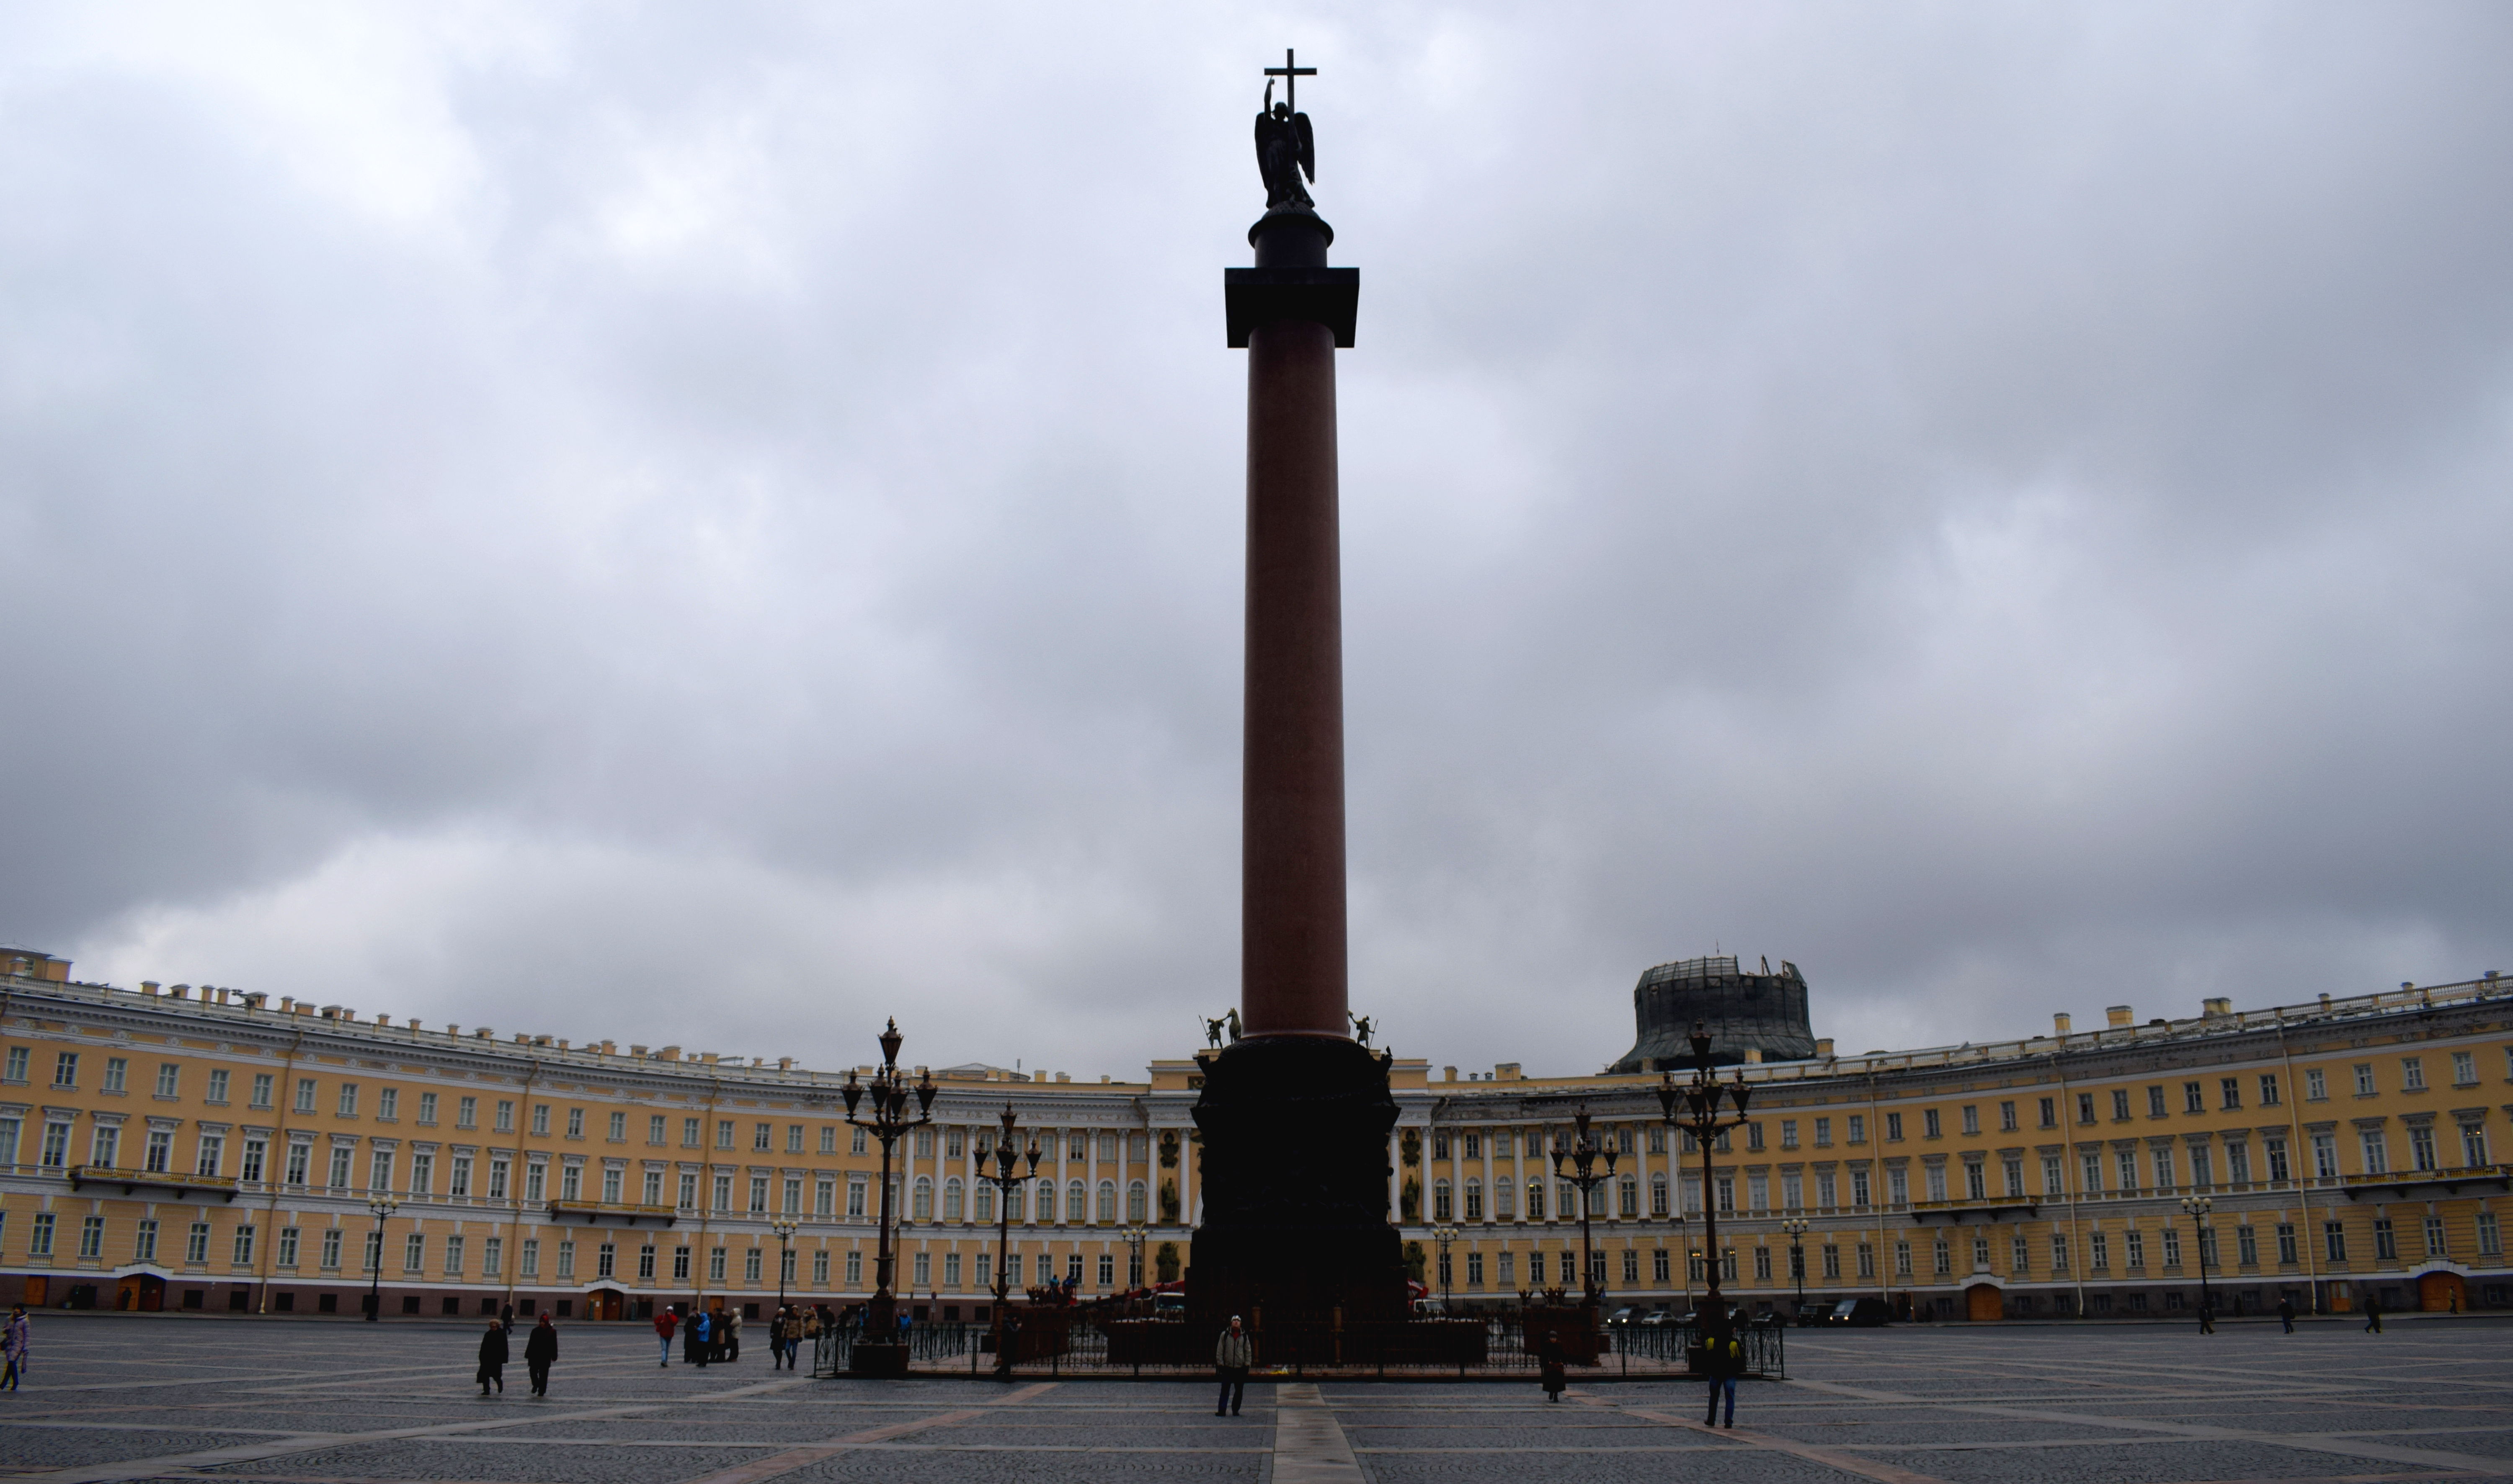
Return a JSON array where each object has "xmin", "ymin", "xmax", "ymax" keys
[{"xmin": 1254, "ymin": 80, "xmax": 1315, "ymax": 211}]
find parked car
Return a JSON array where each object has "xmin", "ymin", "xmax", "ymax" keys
[
  {"xmin": 1603, "ymin": 1306, "xmax": 1642, "ymax": 1327},
  {"xmin": 1635, "ymin": 1308, "xmax": 1678, "ymax": 1327},
  {"xmin": 1826, "ymin": 1298, "xmax": 1892, "ymax": 1327}
]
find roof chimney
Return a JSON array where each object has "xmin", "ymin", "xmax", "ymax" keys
[
  {"xmin": 2201, "ymin": 997, "xmax": 2232, "ymax": 1018},
  {"xmin": 1814, "ymin": 1038, "xmax": 1834, "ymax": 1058},
  {"xmin": 2105, "ymin": 1005, "xmax": 2133, "ymax": 1028},
  {"xmin": 2053, "ymin": 1013, "xmax": 2072, "ymax": 1035},
  {"xmin": 142, "ymin": 981, "xmax": 161, "ymax": 996},
  {"xmin": 1743, "ymin": 1048, "xmax": 1763, "ymax": 1064}
]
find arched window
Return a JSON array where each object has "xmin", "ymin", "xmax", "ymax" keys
[
  {"xmin": 1526, "ymin": 1179, "xmax": 1546, "ymax": 1221},
  {"xmin": 1007, "ymin": 1181, "xmax": 1026, "ymax": 1222},
  {"xmin": 1066, "ymin": 1180, "xmax": 1088, "ymax": 1223},
  {"xmin": 912, "ymin": 1175, "xmax": 934, "ymax": 1222},
  {"xmin": 976, "ymin": 1183, "xmax": 996, "ymax": 1223},
  {"xmin": 944, "ymin": 1177, "xmax": 965, "ymax": 1222},
  {"xmin": 1127, "ymin": 1179, "xmax": 1148, "ymax": 1223},
  {"xmin": 1096, "ymin": 1180, "xmax": 1117, "ymax": 1223},
  {"xmin": 1463, "ymin": 1179, "xmax": 1484, "ymax": 1221},
  {"xmin": 1649, "ymin": 1172, "xmax": 1669, "ymax": 1217},
  {"xmin": 1617, "ymin": 1175, "xmax": 1638, "ymax": 1218},
  {"xmin": 1432, "ymin": 1179, "xmax": 1453, "ymax": 1221}
]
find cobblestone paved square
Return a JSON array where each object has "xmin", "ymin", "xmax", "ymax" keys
[{"xmin": 4, "ymin": 1315, "xmax": 2512, "ymax": 1484}]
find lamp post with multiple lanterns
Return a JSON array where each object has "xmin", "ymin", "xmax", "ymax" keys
[
  {"xmin": 1430, "ymin": 1222, "xmax": 1461, "ymax": 1310},
  {"xmin": 840, "ymin": 1019, "xmax": 936, "ymax": 1374},
  {"xmin": 1549, "ymin": 1110, "xmax": 1619, "ymax": 1308},
  {"xmin": 978, "ymin": 1104, "xmax": 1042, "ymax": 1377},
  {"xmin": 1655, "ymin": 1023, "xmax": 1755, "ymax": 1332},
  {"xmin": 2182, "ymin": 1195, "xmax": 2215, "ymax": 1316}
]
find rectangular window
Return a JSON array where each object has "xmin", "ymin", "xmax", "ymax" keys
[
  {"xmin": 458, "ymin": 1095, "xmax": 477, "ymax": 1128},
  {"xmin": 650, "ymin": 1115, "xmax": 667, "ymax": 1144},
  {"xmin": 2265, "ymin": 1138, "xmax": 2290, "ymax": 1182},
  {"xmin": 603, "ymin": 1167, "xmax": 623, "ymax": 1203},
  {"xmin": 29, "ymin": 1212, "xmax": 54, "ymax": 1256},
  {"xmin": 321, "ymin": 1229, "xmax": 342, "ymax": 1270},
  {"xmin": 54, "ymin": 1052, "xmax": 78, "ymax": 1088},
  {"xmin": 597, "ymin": 1241, "xmax": 615, "ymax": 1278},
  {"xmin": 814, "ymin": 1249, "xmax": 831, "ymax": 1286},
  {"xmin": 2161, "ymin": 1226, "xmax": 2182, "ymax": 1267},
  {"xmin": 277, "ymin": 1226, "xmax": 299, "ymax": 1268},
  {"xmin": 2125, "ymin": 1229, "xmax": 2145, "ymax": 1268},
  {"xmin": 2077, "ymin": 1092, "xmax": 2095, "ymax": 1123},
  {"xmin": 673, "ymin": 1245, "xmax": 691, "ymax": 1281},
  {"xmin": 609, "ymin": 1111, "xmax": 626, "ymax": 1140},
  {"xmin": 2237, "ymin": 1224, "xmax": 2257, "ymax": 1265},
  {"xmin": 847, "ymin": 1250, "xmax": 864, "ymax": 1286},
  {"xmin": 78, "ymin": 1214, "xmax": 104, "ymax": 1259},
  {"xmin": 565, "ymin": 1108, "xmax": 582, "ymax": 1138},
  {"xmin": 2260, "ymin": 1074, "xmax": 2281, "ymax": 1107},
  {"xmin": 377, "ymin": 1087, "xmax": 397, "ymax": 1120},
  {"xmin": 2410, "ymin": 1125, "xmax": 2437, "ymax": 1171},
  {"xmin": 532, "ymin": 1105, "xmax": 551, "ymax": 1136},
  {"xmin": 2374, "ymin": 1218, "xmax": 2397, "ymax": 1261},
  {"xmin": 1894, "ymin": 1241, "xmax": 1912, "ymax": 1278},
  {"xmin": 1885, "ymin": 1113, "xmax": 1903, "ymax": 1141},
  {"xmin": 410, "ymin": 1152, "xmax": 432, "ymax": 1195},
  {"xmin": 2219, "ymin": 1077, "xmax": 2241, "ymax": 1110},
  {"xmin": 2424, "ymin": 1215, "xmax": 2446, "ymax": 1257},
  {"xmin": 100, "ymin": 1056, "xmax": 128, "ymax": 1092},
  {"xmin": 1, "ymin": 1046, "xmax": 24, "ymax": 1082},
  {"xmin": 187, "ymin": 1221, "xmax": 210, "ymax": 1264},
  {"xmin": 2147, "ymin": 1086, "xmax": 2167, "ymax": 1118},
  {"xmin": 2277, "ymin": 1223, "xmax": 2298, "ymax": 1264},
  {"xmin": 2465, "ymin": 1123, "xmax": 2491, "ymax": 1167},
  {"xmin": 495, "ymin": 1100, "xmax": 514, "ymax": 1132},
  {"xmin": 2049, "ymin": 1233, "xmax": 2069, "ymax": 1273},
  {"xmin": 2325, "ymin": 1221, "xmax": 2348, "ymax": 1262},
  {"xmin": 1844, "ymin": 1115, "xmax": 1862, "ymax": 1144},
  {"xmin": 2118, "ymin": 1149, "xmax": 2139, "ymax": 1192},
  {"xmin": 2452, "ymin": 1050, "xmax": 2477, "ymax": 1086},
  {"xmin": 2479, "ymin": 1213, "xmax": 2502, "ymax": 1256},
  {"xmin": 209, "ymin": 1068, "xmax": 231, "ymax": 1103},
  {"xmin": 557, "ymin": 1240, "xmax": 575, "ymax": 1278},
  {"xmin": 2112, "ymin": 1089, "xmax": 2132, "ymax": 1120},
  {"xmin": 2350, "ymin": 1064, "xmax": 2373, "ymax": 1096},
  {"xmin": 155, "ymin": 1063, "xmax": 179, "ymax": 1096},
  {"xmin": 418, "ymin": 1091, "xmax": 437, "ymax": 1124},
  {"xmin": 2305, "ymin": 1068, "xmax": 2327, "ymax": 1100},
  {"xmin": 2183, "ymin": 1081, "xmax": 2203, "ymax": 1114},
  {"xmin": 404, "ymin": 1232, "xmax": 426, "ymax": 1271},
  {"xmin": 338, "ymin": 1083, "xmax": 359, "ymax": 1117},
  {"xmin": 2227, "ymin": 1142, "xmax": 2251, "ymax": 1183},
  {"xmin": 852, "ymin": 1126, "xmax": 868, "ymax": 1155},
  {"xmin": 2359, "ymin": 1131, "xmax": 2387, "ymax": 1175},
  {"xmin": 1960, "ymin": 1106, "xmax": 1977, "ymax": 1136},
  {"xmin": 1780, "ymin": 1119, "xmax": 1798, "ymax": 1149},
  {"xmin": 718, "ymin": 1119, "xmax": 735, "ymax": 1149},
  {"xmin": 450, "ymin": 1155, "xmax": 472, "ymax": 1195},
  {"xmin": 250, "ymin": 1073, "xmax": 274, "ymax": 1108},
  {"xmin": 684, "ymin": 1118, "xmax": 701, "ymax": 1147}
]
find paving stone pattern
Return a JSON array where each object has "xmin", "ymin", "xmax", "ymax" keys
[{"xmin": 3, "ymin": 1315, "xmax": 2512, "ymax": 1483}]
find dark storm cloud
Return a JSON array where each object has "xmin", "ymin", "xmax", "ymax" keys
[{"xmin": 2, "ymin": 4, "xmax": 2508, "ymax": 1077}]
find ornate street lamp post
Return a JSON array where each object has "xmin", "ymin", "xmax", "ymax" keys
[
  {"xmin": 1431, "ymin": 1222, "xmax": 1461, "ymax": 1310},
  {"xmin": 1655, "ymin": 1022, "xmax": 1754, "ymax": 1334},
  {"xmin": 1780, "ymin": 1216, "xmax": 1810, "ymax": 1318},
  {"xmin": 1549, "ymin": 1110, "xmax": 1618, "ymax": 1309},
  {"xmin": 2181, "ymin": 1195, "xmax": 2214, "ymax": 1315},
  {"xmin": 841, "ymin": 1018, "xmax": 936, "ymax": 1376},
  {"xmin": 1120, "ymin": 1219, "xmax": 1150, "ymax": 1302},
  {"xmin": 770, "ymin": 1216, "xmax": 800, "ymax": 1315},
  {"xmin": 362, "ymin": 1197, "xmax": 398, "ymax": 1322},
  {"xmin": 978, "ymin": 1104, "xmax": 1041, "ymax": 1378}
]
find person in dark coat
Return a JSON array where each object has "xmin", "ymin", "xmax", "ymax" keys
[
  {"xmin": 476, "ymin": 1321, "xmax": 508, "ymax": 1396},
  {"xmin": 2278, "ymin": 1296, "xmax": 2296, "ymax": 1334},
  {"xmin": 524, "ymin": 1314, "xmax": 559, "ymax": 1396},
  {"xmin": 499, "ymin": 1301, "xmax": 514, "ymax": 1336},
  {"xmin": 1701, "ymin": 1324, "xmax": 1742, "ymax": 1427},
  {"xmin": 2363, "ymin": 1295, "xmax": 2384, "ymax": 1334},
  {"xmin": 1537, "ymin": 1337, "xmax": 1566, "ymax": 1403},
  {"xmin": 2197, "ymin": 1300, "xmax": 2216, "ymax": 1335}
]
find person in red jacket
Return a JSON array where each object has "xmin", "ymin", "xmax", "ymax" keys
[{"xmin": 653, "ymin": 1306, "xmax": 679, "ymax": 1368}]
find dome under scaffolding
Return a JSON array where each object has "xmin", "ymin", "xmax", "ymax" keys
[{"xmin": 1608, "ymin": 954, "xmax": 1816, "ymax": 1072}]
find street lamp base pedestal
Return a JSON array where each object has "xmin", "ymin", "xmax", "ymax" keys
[{"xmin": 849, "ymin": 1339, "xmax": 910, "ymax": 1378}]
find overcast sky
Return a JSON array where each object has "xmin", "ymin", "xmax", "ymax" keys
[{"xmin": 5, "ymin": 4, "xmax": 2510, "ymax": 1081}]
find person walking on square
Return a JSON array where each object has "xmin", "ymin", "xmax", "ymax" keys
[
  {"xmin": 2, "ymin": 1304, "xmax": 28, "ymax": 1391},
  {"xmin": 2363, "ymin": 1295, "xmax": 2383, "ymax": 1334},
  {"xmin": 475, "ymin": 1320, "xmax": 508, "ymax": 1396},
  {"xmin": 499, "ymin": 1301, "xmax": 514, "ymax": 1337},
  {"xmin": 524, "ymin": 1314, "xmax": 558, "ymax": 1397},
  {"xmin": 653, "ymin": 1305, "xmax": 678, "ymax": 1368},
  {"xmin": 725, "ymin": 1304, "xmax": 743, "ymax": 1362},
  {"xmin": 2278, "ymin": 1296, "xmax": 2295, "ymax": 1334},
  {"xmin": 1703, "ymin": 1320, "xmax": 1742, "ymax": 1429},
  {"xmin": 1537, "ymin": 1337, "xmax": 1566, "ymax": 1403},
  {"xmin": 1213, "ymin": 1316, "xmax": 1253, "ymax": 1416},
  {"xmin": 2198, "ymin": 1300, "xmax": 2216, "ymax": 1335}
]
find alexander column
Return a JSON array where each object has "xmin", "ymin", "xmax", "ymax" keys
[{"xmin": 1189, "ymin": 52, "xmax": 1406, "ymax": 1342}]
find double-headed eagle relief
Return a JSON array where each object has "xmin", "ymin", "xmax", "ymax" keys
[{"xmin": 1254, "ymin": 49, "xmax": 1318, "ymax": 212}]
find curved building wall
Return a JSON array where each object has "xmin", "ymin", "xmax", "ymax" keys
[{"xmin": 1608, "ymin": 955, "xmax": 1817, "ymax": 1071}]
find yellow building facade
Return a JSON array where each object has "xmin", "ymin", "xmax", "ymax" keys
[{"xmin": 4, "ymin": 951, "xmax": 2508, "ymax": 1321}]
